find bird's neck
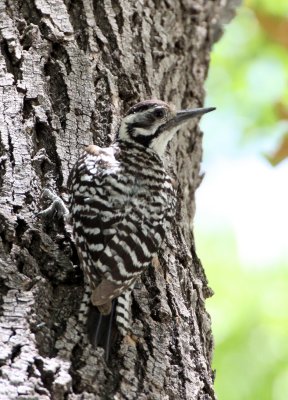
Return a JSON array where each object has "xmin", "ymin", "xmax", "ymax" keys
[{"xmin": 114, "ymin": 139, "xmax": 164, "ymax": 165}]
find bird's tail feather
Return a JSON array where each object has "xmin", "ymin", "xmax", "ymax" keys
[
  {"xmin": 84, "ymin": 285, "xmax": 134, "ymax": 361},
  {"xmin": 87, "ymin": 299, "xmax": 116, "ymax": 362},
  {"xmin": 115, "ymin": 289, "xmax": 133, "ymax": 335}
]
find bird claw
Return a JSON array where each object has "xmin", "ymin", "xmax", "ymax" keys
[
  {"xmin": 151, "ymin": 255, "xmax": 160, "ymax": 269},
  {"xmin": 123, "ymin": 334, "xmax": 139, "ymax": 347},
  {"xmin": 38, "ymin": 188, "xmax": 69, "ymax": 219}
]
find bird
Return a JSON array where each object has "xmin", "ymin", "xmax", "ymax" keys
[{"xmin": 67, "ymin": 99, "xmax": 215, "ymax": 359}]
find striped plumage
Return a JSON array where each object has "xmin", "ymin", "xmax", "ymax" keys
[
  {"xmin": 68, "ymin": 140, "xmax": 176, "ymax": 334},
  {"xmin": 67, "ymin": 99, "xmax": 215, "ymax": 355}
]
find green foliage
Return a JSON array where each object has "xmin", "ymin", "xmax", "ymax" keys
[
  {"xmin": 197, "ymin": 1, "xmax": 288, "ymax": 398},
  {"xmin": 206, "ymin": 1, "xmax": 288, "ymax": 155},
  {"xmin": 196, "ymin": 228, "xmax": 288, "ymax": 400},
  {"xmin": 249, "ymin": 0, "xmax": 288, "ymax": 16}
]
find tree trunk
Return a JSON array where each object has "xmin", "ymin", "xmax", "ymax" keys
[{"xmin": 0, "ymin": 1, "xmax": 238, "ymax": 399}]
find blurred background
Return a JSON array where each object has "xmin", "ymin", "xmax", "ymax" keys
[{"xmin": 196, "ymin": 0, "xmax": 288, "ymax": 399}]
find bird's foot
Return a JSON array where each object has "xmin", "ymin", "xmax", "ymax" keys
[
  {"xmin": 151, "ymin": 255, "xmax": 161, "ymax": 269},
  {"xmin": 123, "ymin": 334, "xmax": 139, "ymax": 347},
  {"xmin": 38, "ymin": 188, "xmax": 69, "ymax": 219}
]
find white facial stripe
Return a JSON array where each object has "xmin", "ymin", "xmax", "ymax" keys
[
  {"xmin": 119, "ymin": 110, "xmax": 159, "ymax": 140},
  {"xmin": 118, "ymin": 106, "xmax": 177, "ymax": 157},
  {"xmin": 119, "ymin": 122, "xmax": 129, "ymax": 140},
  {"xmin": 118, "ymin": 112, "xmax": 142, "ymax": 141},
  {"xmin": 132, "ymin": 127, "xmax": 154, "ymax": 137},
  {"xmin": 150, "ymin": 128, "xmax": 177, "ymax": 157}
]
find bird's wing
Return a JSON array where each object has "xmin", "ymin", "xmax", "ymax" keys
[
  {"xmin": 91, "ymin": 212, "xmax": 166, "ymax": 304},
  {"xmin": 68, "ymin": 145, "xmax": 126, "ymax": 283},
  {"xmin": 92, "ymin": 171, "xmax": 174, "ymax": 303}
]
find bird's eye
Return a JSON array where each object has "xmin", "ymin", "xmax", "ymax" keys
[{"xmin": 154, "ymin": 108, "xmax": 165, "ymax": 118}]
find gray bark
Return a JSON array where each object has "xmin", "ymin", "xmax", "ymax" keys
[{"xmin": 0, "ymin": 0, "xmax": 239, "ymax": 399}]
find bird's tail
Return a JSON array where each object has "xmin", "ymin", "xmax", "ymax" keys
[
  {"xmin": 85, "ymin": 287, "xmax": 134, "ymax": 361},
  {"xmin": 115, "ymin": 289, "xmax": 133, "ymax": 335},
  {"xmin": 87, "ymin": 299, "xmax": 116, "ymax": 362}
]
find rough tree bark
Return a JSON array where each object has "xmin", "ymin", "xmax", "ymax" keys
[{"xmin": 0, "ymin": 1, "xmax": 239, "ymax": 399}]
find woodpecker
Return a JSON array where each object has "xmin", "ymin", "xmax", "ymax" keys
[{"xmin": 65, "ymin": 99, "xmax": 214, "ymax": 357}]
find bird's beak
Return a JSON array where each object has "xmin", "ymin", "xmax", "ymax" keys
[{"xmin": 161, "ymin": 107, "xmax": 216, "ymax": 132}]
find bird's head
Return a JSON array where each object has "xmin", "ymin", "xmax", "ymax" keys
[{"xmin": 118, "ymin": 99, "xmax": 215, "ymax": 157}]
